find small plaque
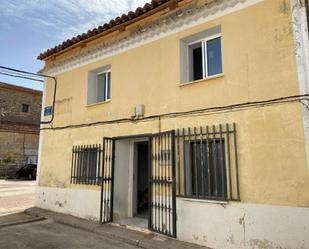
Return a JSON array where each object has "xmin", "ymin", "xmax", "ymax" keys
[{"xmin": 44, "ymin": 106, "xmax": 52, "ymax": 116}]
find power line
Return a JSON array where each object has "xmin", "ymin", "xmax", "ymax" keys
[
  {"xmin": 40, "ymin": 94, "xmax": 309, "ymax": 131},
  {"xmin": 1, "ymin": 66, "xmax": 308, "ymax": 132},
  {"xmin": 0, "ymin": 66, "xmax": 53, "ymax": 79},
  {"xmin": 0, "ymin": 71, "xmax": 44, "ymax": 82},
  {"xmin": 0, "ymin": 65, "xmax": 57, "ymax": 125}
]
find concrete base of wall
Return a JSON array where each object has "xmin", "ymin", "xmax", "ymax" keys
[
  {"xmin": 35, "ymin": 186, "xmax": 100, "ymax": 221},
  {"xmin": 36, "ymin": 186, "xmax": 309, "ymax": 249},
  {"xmin": 177, "ymin": 198, "xmax": 309, "ymax": 249}
]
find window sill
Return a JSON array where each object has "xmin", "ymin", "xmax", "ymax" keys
[
  {"xmin": 70, "ymin": 183, "xmax": 101, "ymax": 190},
  {"xmin": 86, "ymin": 99, "xmax": 111, "ymax": 107},
  {"xmin": 178, "ymin": 196, "xmax": 228, "ymax": 205},
  {"xmin": 179, "ymin": 73, "xmax": 224, "ymax": 87}
]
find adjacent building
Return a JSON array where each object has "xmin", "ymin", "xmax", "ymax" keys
[
  {"xmin": 0, "ymin": 82, "xmax": 42, "ymax": 177},
  {"xmin": 36, "ymin": 0, "xmax": 309, "ymax": 249}
]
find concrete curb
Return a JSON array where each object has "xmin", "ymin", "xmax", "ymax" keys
[
  {"xmin": 24, "ymin": 207, "xmax": 209, "ymax": 249},
  {"xmin": 24, "ymin": 208, "xmax": 153, "ymax": 249},
  {"xmin": 0, "ymin": 216, "xmax": 45, "ymax": 229}
]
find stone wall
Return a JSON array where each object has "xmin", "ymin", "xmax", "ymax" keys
[
  {"xmin": 0, "ymin": 131, "xmax": 40, "ymax": 177},
  {"xmin": 0, "ymin": 82, "xmax": 42, "ymax": 177},
  {"xmin": 0, "ymin": 82, "xmax": 42, "ymax": 125}
]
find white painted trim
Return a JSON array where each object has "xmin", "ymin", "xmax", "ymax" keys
[
  {"xmin": 202, "ymin": 40, "xmax": 207, "ymax": 79},
  {"xmin": 205, "ymin": 35, "xmax": 222, "ymax": 78},
  {"xmin": 128, "ymin": 139, "xmax": 135, "ymax": 217},
  {"xmin": 186, "ymin": 33, "xmax": 221, "ymax": 46},
  {"xmin": 179, "ymin": 196, "xmax": 228, "ymax": 205},
  {"xmin": 96, "ymin": 69, "xmax": 111, "ymax": 102},
  {"xmin": 177, "ymin": 199, "xmax": 309, "ymax": 249},
  {"xmin": 36, "ymin": 186, "xmax": 101, "ymax": 221},
  {"xmin": 42, "ymin": 0, "xmax": 263, "ymax": 76},
  {"xmin": 186, "ymin": 33, "xmax": 223, "ymax": 80},
  {"xmin": 35, "ymin": 186, "xmax": 309, "ymax": 249},
  {"xmin": 290, "ymin": 0, "xmax": 309, "ymax": 175}
]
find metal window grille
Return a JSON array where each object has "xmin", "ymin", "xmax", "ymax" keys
[
  {"xmin": 71, "ymin": 144, "xmax": 103, "ymax": 185},
  {"xmin": 175, "ymin": 123, "xmax": 239, "ymax": 201}
]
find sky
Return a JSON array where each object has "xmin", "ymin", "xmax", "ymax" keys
[{"xmin": 0, "ymin": 0, "xmax": 148, "ymax": 90}]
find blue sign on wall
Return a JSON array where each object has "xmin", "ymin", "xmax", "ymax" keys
[{"xmin": 44, "ymin": 106, "xmax": 53, "ymax": 116}]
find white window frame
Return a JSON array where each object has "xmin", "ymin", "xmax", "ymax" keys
[
  {"xmin": 96, "ymin": 69, "xmax": 111, "ymax": 103},
  {"xmin": 187, "ymin": 33, "xmax": 223, "ymax": 82}
]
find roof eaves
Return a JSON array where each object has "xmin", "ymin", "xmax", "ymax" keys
[{"xmin": 37, "ymin": 0, "xmax": 177, "ymax": 61}]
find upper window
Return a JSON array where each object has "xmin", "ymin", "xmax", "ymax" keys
[
  {"xmin": 188, "ymin": 37, "xmax": 222, "ymax": 81},
  {"xmin": 88, "ymin": 65, "xmax": 111, "ymax": 105},
  {"xmin": 180, "ymin": 26, "xmax": 223, "ymax": 83},
  {"xmin": 96, "ymin": 71, "xmax": 111, "ymax": 102},
  {"xmin": 21, "ymin": 104, "xmax": 29, "ymax": 113}
]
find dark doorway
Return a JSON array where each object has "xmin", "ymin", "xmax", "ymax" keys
[{"xmin": 136, "ymin": 142, "xmax": 149, "ymax": 218}]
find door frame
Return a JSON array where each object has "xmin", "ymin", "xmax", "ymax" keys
[
  {"xmin": 100, "ymin": 131, "xmax": 177, "ymax": 238},
  {"xmin": 128, "ymin": 137, "xmax": 150, "ymax": 217}
]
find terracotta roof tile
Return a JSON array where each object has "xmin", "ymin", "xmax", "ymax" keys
[{"xmin": 38, "ymin": 0, "xmax": 175, "ymax": 60}]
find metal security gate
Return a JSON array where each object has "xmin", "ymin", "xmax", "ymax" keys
[
  {"xmin": 100, "ymin": 137, "xmax": 115, "ymax": 223},
  {"xmin": 148, "ymin": 130, "xmax": 176, "ymax": 237}
]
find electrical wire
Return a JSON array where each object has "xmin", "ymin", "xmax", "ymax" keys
[
  {"xmin": 0, "ymin": 66, "xmax": 52, "ymax": 78},
  {"xmin": 1, "ymin": 66, "xmax": 308, "ymax": 132},
  {"xmin": 0, "ymin": 65, "xmax": 57, "ymax": 124},
  {"xmin": 40, "ymin": 94, "xmax": 309, "ymax": 131},
  {"xmin": 0, "ymin": 71, "xmax": 44, "ymax": 82}
]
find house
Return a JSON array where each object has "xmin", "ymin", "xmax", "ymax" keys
[
  {"xmin": 0, "ymin": 82, "xmax": 42, "ymax": 177},
  {"xmin": 36, "ymin": 0, "xmax": 309, "ymax": 248}
]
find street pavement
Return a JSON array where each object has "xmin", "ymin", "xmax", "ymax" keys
[
  {"xmin": 0, "ymin": 219, "xmax": 139, "ymax": 249},
  {"xmin": 0, "ymin": 211, "xmax": 210, "ymax": 249},
  {"xmin": 0, "ymin": 180, "xmax": 35, "ymax": 216},
  {"xmin": 0, "ymin": 180, "xmax": 210, "ymax": 249}
]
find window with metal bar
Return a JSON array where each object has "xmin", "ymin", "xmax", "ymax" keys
[
  {"xmin": 175, "ymin": 123, "xmax": 239, "ymax": 201},
  {"xmin": 71, "ymin": 145, "xmax": 102, "ymax": 185},
  {"xmin": 190, "ymin": 140, "xmax": 227, "ymax": 198}
]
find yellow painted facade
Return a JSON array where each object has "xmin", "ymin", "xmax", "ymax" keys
[{"xmin": 39, "ymin": 0, "xmax": 309, "ymax": 210}]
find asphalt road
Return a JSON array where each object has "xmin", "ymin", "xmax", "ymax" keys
[
  {"xmin": 0, "ymin": 180, "xmax": 139, "ymax": 249},
  {"xmin": 0, "ymin": 180, "xmax": 35, "ymax": 216},
  {"xmin": 0, "ymin": 180, "xmax": 208, "ymax": 249},
  {"xmin": 0, "ymin": 219, "xmax": 139, "ymax": 249}
]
